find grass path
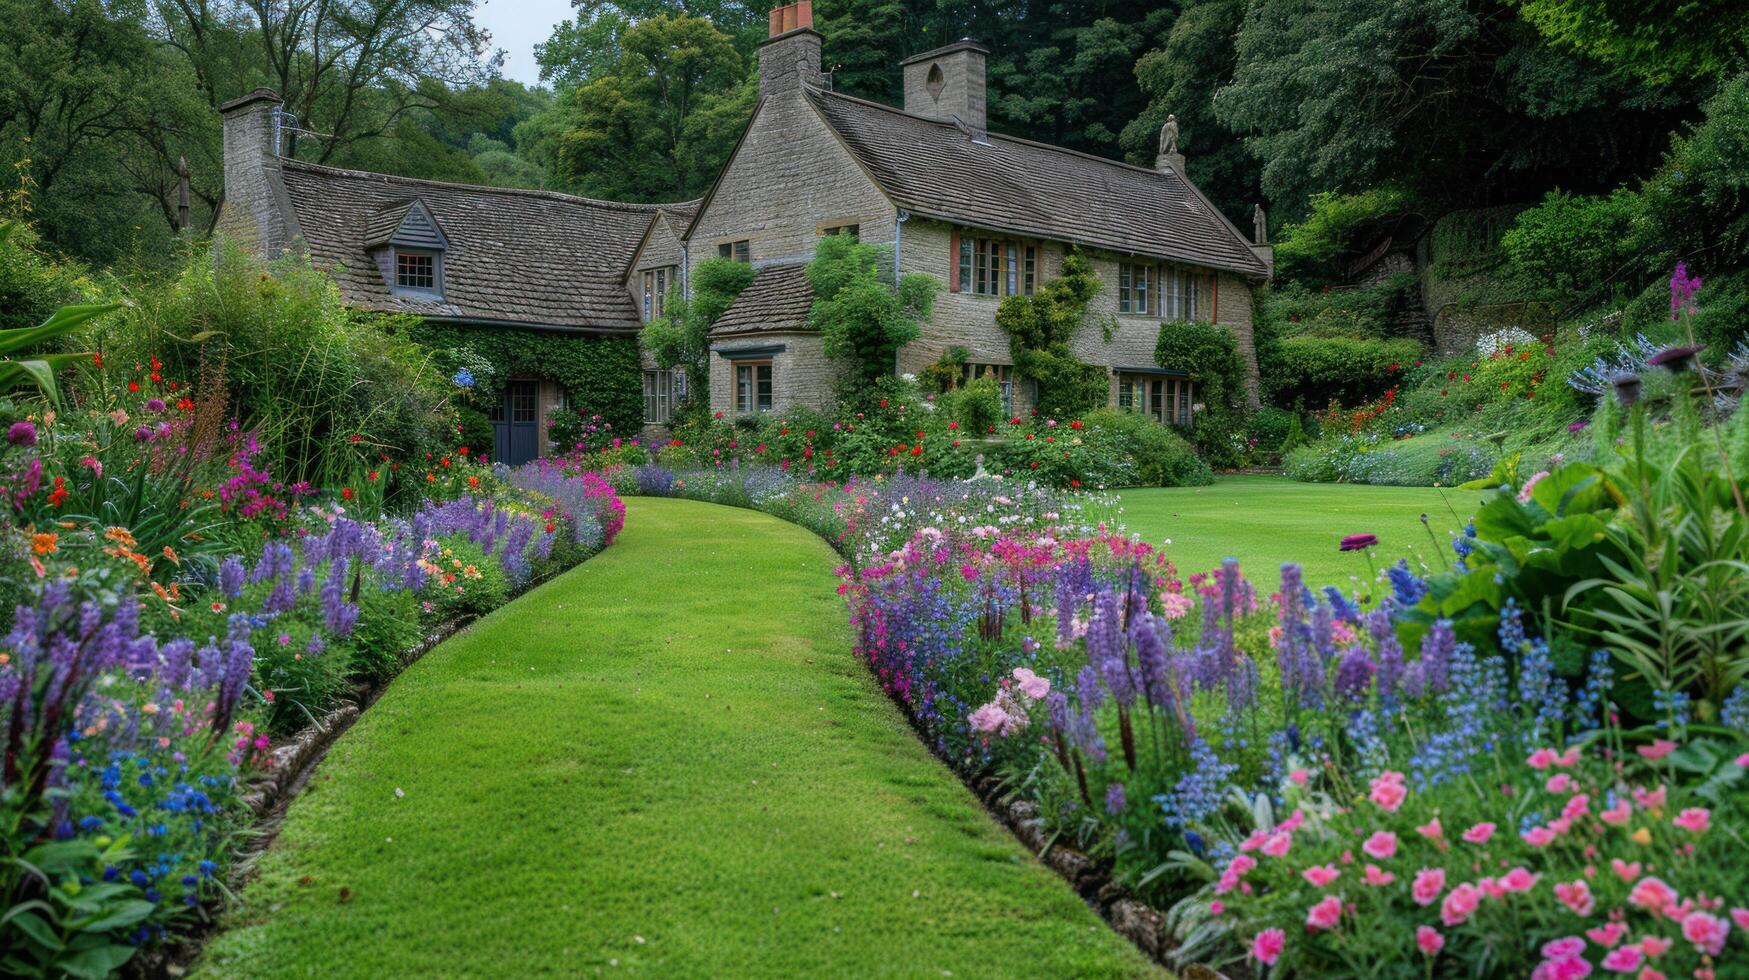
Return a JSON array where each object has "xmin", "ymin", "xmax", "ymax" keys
[
  {"xmin": 195, "ymin": 498, "xmax": 1157, "ymax": 978},
  {"xmin": 1118, "ymin": 475, "xmax": 1484, "ymax": 591}
]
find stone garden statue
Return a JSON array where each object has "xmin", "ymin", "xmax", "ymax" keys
[
  {"xmin": 1158, "ymin": 114, "xmax": 1180, "ymax": 156},
  {"xmin": 1253, "ymin": 203, "xmax": 1268, "ymax": 245}
]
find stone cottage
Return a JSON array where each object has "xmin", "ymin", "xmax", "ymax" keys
[{"xmin": 215, "ymin": 2, "xmax": 1271, "ymax": 463}]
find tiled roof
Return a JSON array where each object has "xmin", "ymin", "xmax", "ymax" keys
[
  {"xmin": 709, "ymin": 263, "xmax": 815, "ymax": 337},
  {"xmin": 279, "ymin": 160, "xmax": 699, "ymax": 332},
  {"xmin": 805, "ymin": 89, "xmax": 1269, "ymax": 278}
]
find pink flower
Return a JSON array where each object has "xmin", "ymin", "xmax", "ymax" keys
[
  {"xmin": 1627, "ymin": 877, "xmax": 1678, "ymax": 915},
  {"xmin": 1251, "ymin": 928, "xmax": 1285, "ymax": 965},
  {"xmin": 1586, "ymin": 922, "xmax": 1626, "ymax": 947},
  {"xmin": 1637, "ymin": 739, "xmax": 1678, "ymax": 761},
  {"xmin": 1611, "ymin": 859, "xmax": 1642, "ymax": 883},
  {"xmin": 1208, "ymin": 900, "xmax": 1224, "ymax": 916},
  {"xmin": 1638, "ymin": 935, "xmax": 1672, "ymax": 958},
  {"xmin": 1369, "ymin": 771, "xmax": 1408, "ymax": 811},
  {"xmin": 1010, "ymin": 667, "xmax": 1051, "ymax": 699},
  {"xmin": 1681, "ymin": 911, "xmax": 1729, "ymax": 956},
  {"xmin": 1363, "ymin": 863, "xmax": 1396, "ymax": 886},
  {"xmin": 1633, "ymin": 784, "xmax": 1668, "ymax": 809},
  {"xmin": 1733, "ymin": 908, "xmax": 1749, "ymax": 930},
  {"xmin": 1278, "ymin": 809, "xmax": 1307, "ymax": 833},
  {"xmin": 1528, "ymin": 748, "xmax": 1561, "ymax": 769},
  {"xmin": 1601, "ymin": 946, "xmax": 1643, "ymax": 972},
  {"xmin": 1463, "ymin": 822, "xmax": 1496, "ymax": 844},
  {"xmin": 1635, "ymin": 969, "xmax": 1665, "ymax": 980},
  {"xmin": 1557, "ymin": 879, "xmax": 1596, "ymax": 916},
  {"xmin": 1239, "ymin": 830, "xmax": 1268, "ymax": 852},
  {"xmin": 968, "ymin": 703, "xmax": 1009, "ymax": 733},
  {"xmin": 1442, "ymin": 883, "xmax": 1482, "ymax": 926},
  {"xmin": 1288, "ymin": 768, "xmax": 1310, "ymax": 785},
  {"xmin": 1412, "ymin": 867, "xmax": 1447, "ymax": 906},
  {"xmin": 1362, "ymin": 831, "xmax": 1398, "ymax": 860},
  {"xmin": 1558, "ymin": 746, "xmax": 1582, "ymax": 767},
  {"xmin": 1562, "ymin": 794, "xmax": 1591, "ymax": 821},
  {"xmin": 1416, "ymin": 817, "xmax": 1443, "ymax": 840},
  {"xmin": 1261, "ymin": 831, "xmax": 1293, "ymax": 858},
  {"xmin": 1672, "ymin": 807, "xmax": 1709, "ymax": 833},
  {"xmin": 1601, "ymin": 799, "xmax": 1633, "ymax": 826},
  {"xmin": 1547, "ymin": 773, "xmax": 1576, "ymax": 794},
  {"xmin": 1302, "ymin": 864, "xmax": 1341, "ymax": 888},
  {"xmin": 1737, "ymin": 752, "xmax": 1749, "ymax": 767},
  {"xmin": 1501, "ymin": 866, "xmax": 1540, "ymax": 893},
  {"xmin": 1306, "ymin": 895, "xmax": 1343, "ymax": 931},
  {"xmin": 1416, "ymin": 925, "xmax": 1444, "ymax": 956},
  {"xmin": 1523, "ymin": 825, "xmax": 1558, "ymax": 847},
  {"xmin": 1541, "ymin": 937, "xmax": 1588, "ymax": 960}
]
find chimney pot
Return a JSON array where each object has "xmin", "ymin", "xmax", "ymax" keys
[{"xmin": 758, "ymin": 3, "xmax": 824, "ymax": 97}]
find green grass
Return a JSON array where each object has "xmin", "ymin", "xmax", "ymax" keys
[
  {"xmin": 195, "ymin": 498, "xmax": 1157, "ymax": 978},
  {"xmin": 1116, "ymin": 475, "xmax": 1486, "ymax": 591}
]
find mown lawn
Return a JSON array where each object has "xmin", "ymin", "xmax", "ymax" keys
[
  {"xmin": 194, "ymin": 497, "xmax": 1157, "ymax": 978},
  {"xmin": 1117, "ymin": 475, "xmax": 1485, "ymax": 591}
]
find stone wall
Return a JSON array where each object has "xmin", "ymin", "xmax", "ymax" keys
[
  {"xmin": 626, "ymin": 214, "xmax": 686, "ymax": 316},
  {"xmin": 216, "ymin": 91, "xmax": 298, "ymax": 255},
  {"xmin": 709, "ymin": 333, "xmax": 836, "ymax": 416}
]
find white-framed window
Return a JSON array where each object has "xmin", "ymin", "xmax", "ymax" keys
[
  {"xmin": 640, "ymin": 267, "xmax": 673, "ymax": 322},
  {"xmin": 395, "ymin": 250, "xmax": 439, "ymax": 293},
  {"xmin": 643, "ymin": 368, "xmax": 676, "ymax": 424},
  {"xmin": 965, "ymin": 363, "xmax": 1015, "ymax": 415},
  {"xmin": 718, "ymin": 240, "xmax": 750, "ymax": 263},
  {"xmin": 1117, "ymin": 373, "xmax": 1194, "ymax": 427},
  {"xmin": 734, "ymin": 361, "xmax": 773, "ymax": 413},
  {"xmin": 1162, "ymin": 265, "xmax": 1201, "ymax": 320},
  {"xmin": 1118, "ymin": 262, "xmax": 1153, "ymax": 315}
]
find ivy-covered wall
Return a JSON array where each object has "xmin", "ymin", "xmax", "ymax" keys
[{"xmin": 409, "ymin": 322, "xmax": 643, "ymax": 435}]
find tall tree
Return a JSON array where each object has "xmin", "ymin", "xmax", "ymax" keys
[
  {"xmin": 1512, "ymin": 0, "xmax": 1749, "ymax": 84},
  {"xmin": 552, "ymin": 14, "xmax": 752, "ymax": 201}
]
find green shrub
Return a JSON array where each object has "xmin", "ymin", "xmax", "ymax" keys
[
  {"xmin": 808, "ymin": 233, "xmax": 936, "ymax": 384},
  {"xmin": 1080, "ymin": 408, "xmax": 1214, "ymax": 487},
  {"xmin": 997, "ymin": 251, "xmax": 1107, "ymax": 418},
  {"xmin": 951, "ymin": 376, "xmax": 1004, "ymax": 435},
  {"xmin": 346, "ymin": 586, "xmax": 422, "ymax": 684},
  {"xmin": 1267, "ymin": 275, "xmax": 1418, "ymax": 340},
  {"xmin": 0, "ymin": 222, "xmax": 88, "ymax": 331},
  {"xmin": 1501, "ymin": 190, "xmax": 1644, "ymax": 302},
  {"xmin": 1265, "ymin": 336, "xmax": 1422, "ymax": 408},
  {"xmin": 1273, "ymin": 187, "xmax": 1411, "ymax": 283}
]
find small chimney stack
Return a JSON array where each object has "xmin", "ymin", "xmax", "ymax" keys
[
  {"xmin": 216, "ymin": 88, "xmax": 296, "ymax": 254},
  {"xmin": 759, "ymin": 2, "xmax": 823, "ymax": 99},
  {"xmin": 901, "ymin": 40, "xmax": 989, "ymax": 139}
]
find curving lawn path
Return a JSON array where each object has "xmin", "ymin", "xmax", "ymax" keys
[{"xmin": 195, "ymin": 498, "xmax": 1157, "ymax": 978}]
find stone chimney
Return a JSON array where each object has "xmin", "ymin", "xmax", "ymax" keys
[
  {"xmin": 759, "ymin": 2, "xmax": 823, "ymax": 99},
  {"xmin": 901, "ymin": 40, "xmax": 989, "ymax": 139},
  {"xmin": 216, "ymin": 88, "xmax": 298, "ymax": 255}
]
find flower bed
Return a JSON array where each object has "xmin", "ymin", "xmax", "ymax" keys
[
  {"xmin": 1, "ymin": 364, "xmax": 624, "ymax": 975},
  {"xmin": 600, "ymin": 450, "xmax": 1749, "ymax": 977}
]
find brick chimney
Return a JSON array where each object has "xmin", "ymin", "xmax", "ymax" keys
[
  {"xmin": 901, "ymin": 40, "xmax": 989, "ymax": 138},
  {"xmin": 216, "ymin": 88, "xmax": 298, "ymax": 255},
  {"xmin": 758, "ymin": 2, "xmax": 823, "ymax": 99}
]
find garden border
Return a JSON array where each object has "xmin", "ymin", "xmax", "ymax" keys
[{"xmin": 608, "ymin": 486, "xmax": 1237, "ymax": 978}]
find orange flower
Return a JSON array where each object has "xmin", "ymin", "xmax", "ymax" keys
[
  {"xmin": 31, "ymin": 532, "xmax": 58, "ymax": 555},
  {"xmin": 104, "ymin": 526, "xmax": 138, "ymax": 548},
  {"xmin": 162, "ymin": 545, "xmax": 180, "ymax": 563}
]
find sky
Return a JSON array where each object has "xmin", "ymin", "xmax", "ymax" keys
[{"xmin": 476, "ymin": 0, "xmax": 574, "ymax": 87}]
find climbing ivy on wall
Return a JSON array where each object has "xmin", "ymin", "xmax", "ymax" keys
[
  {"xmin": 409, "ymin": 322, "xmax": 643, "ymax": 436},
  {"xmin": 995, "ymin": 251, "xmax": 1108, "ymax": 419}
]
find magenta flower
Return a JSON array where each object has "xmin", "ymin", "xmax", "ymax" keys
[
  {"xmin": 1415, "ymin": 925, "xmax": 1444, "ymax": 956},
  {"xmin": 1670, "ymin": 261, "xmax": 1701, "ymax": 319},
  {"xmin": 1412, "ymin": 867, "xmax": 1446, "ymax": 906},
  {"xmin": 1338, "ymin": 533, "xmax": 1378, "ymax": 552},
  {"xmin": 1251, "ymin": 927, "xmax": 1285, "ymax": 965},
  {"xmin": 1673, "ymin": 807, "xmax": 1710, "ymax": 833},
  {"xmin": 1361, "ymin": 830, "xmax": 1397, "ymax": 860},
  {"xmin": 1305, "ymin": 894, "xmax": 1342, "ymax": 931},
  {"xmin": 1680, "ymin": 911, "xmax": 1729, "ymax": 956},
  {"xmin": 6, "ymin": 420, "xmax": 35, "ymax": 446}
]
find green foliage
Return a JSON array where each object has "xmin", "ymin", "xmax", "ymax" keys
[
  {"xmin": 1266, "ymin": 336, "xmax": 1422, "ymax": 408},
  {"xmin": 949, "ymin": 376, "xmax": 1003, "ymax": 436},
  {"xmin": 1156, "ymin": 318, "xmax": 1251, "ymax": 465},
  {"xmin": 107, "ymin": 245, "xmax": 450, "ymax": 487},
  {"xmin": 642, "ymin": 256, "xmax": 754, "ymax": 414},
  {"xmin": 1266, "ymin": 274, "xmax": 1420, "ymax": 340},
  {"xmin": 995, "ymin": 251, "xmax": 1105, "ymax": 418},
  {"xmin": 918, "ymin": 345, "xmax": 968, "ymax": 395},
  {"xmin": 1079, "ymin": 408, "xmax": 1215, "ymax": 487},
  {"xmin": 413, "ymin": 320, "xmax": 643, "ymax": 438},
  {"xmin": 1272, "ymin": 188, "xmax": 1410, "ymax": 283},
  {"xmin": 553, "ymin": 14, "xmax": 754, "ymax": 201},
  {"xmin": 0, "ymin": 298, "xmax": 115, "ymax": 406},
  {"xmin": 0, "ymin": 223, "xmax": 87, "ymax": 331},
  {"xmin": 1501, "ymin": 190, "xmax": 1644, "ymax": 300},
  {"xmin": 1513, "ymin": 0, "xmax": 1749, "ymax": 83},
  {"xmin": 2, "ymin": 838, "xmax": 159, "ymax": 978},
  {"xmin": 807, "ymin": 233, "xmax": 935, "ymax": 385}
]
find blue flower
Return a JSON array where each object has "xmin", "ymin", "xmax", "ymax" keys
[{"xmin": 452, "ymin": 368, "xmax": 475, "ymax": 388}]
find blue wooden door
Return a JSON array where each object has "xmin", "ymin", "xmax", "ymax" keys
[{"xmin": 491, "ymin": 379, "xmax": 540, "ymax": 466}]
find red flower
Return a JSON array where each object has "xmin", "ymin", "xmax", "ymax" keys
[
  {"xmin": 367, "ymin": 470, "xmax": 379, "ymax": 482},
  {"xmin": 127, "ymin": 381, "xmax": 140, "ymax": 393},
  {"xmin": 1070, "ymin": 479, "xmax": 1081, "ymax": 488},
  {"xmin": 341, "ymin": 487, "xmax": 355, "ymax": 501},
  {"xmin": 910, "ymin": 445, "xmax": 923, "ymax": 456},
  {"xmin": 349, "ymin": 433, "xmax": 363, "ymax": 443},
  {"xmin": 458, "ymin": 446, "xmax": 469, "ymax": 455},
  {"xmin": 1069, "ymin": 420, "xmax": 1083, "ymax": 429}
]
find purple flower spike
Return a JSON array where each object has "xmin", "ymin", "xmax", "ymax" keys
[{"xmin": 1339, "ymin": 533, "xmax": 1378, "ymax": 552}]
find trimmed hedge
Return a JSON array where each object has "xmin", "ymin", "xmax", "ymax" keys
[{"xmin": 1265, "ymin": 335, "xmax": 1422, "ymax": 408}]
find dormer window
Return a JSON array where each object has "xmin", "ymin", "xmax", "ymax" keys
[
  {"xmin": 397, "ymin": 251, "xmax": 436, "ymax": 291},
  {"xmin": 368, "ymin": 199, "xmax": 448, "ymax": 300}
]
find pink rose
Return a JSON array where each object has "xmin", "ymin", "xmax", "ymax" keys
[
  {"xmin": 1562, "ymin": 793, "xmax": 1591, "ymax": 821},
  {"xmin": 1208, "ymin": 900, "xmax": 1223, "ymax": 916},
  {"xmin": 1302, "ymin": 864, "xmax": 1341, "ymax": 888},
  {"xmin": 1637, "ymin": 739, "xmax": 1677, "ymax": 761},
  {"xmin": 1442, "ymin": 883, "xmax": 1482, "ymax": 926},
  {"xmin": 1556, "ymin": 879, "xmax": 1595, "ymax": 916},
  {"xmin": 1601, "ymin": 946, "xmax": 1642, "ymax": 972},
  {"xmin": 1416, "ymin": 925, "xmax": 1444, "ymax": 956},
  {"xmin": 1546, "ymin": 773, "xmax": 1576, "ymax": 794},
  {"xmin": 1462, "ymin": 822, "xmax": 1496, "ymax": 844},
  {"xmin": 1412, "ymin": 867, "xmax": 1446, "ymax": 906},
  {"xmin": 1737, "ymin": 752, "xmax": 1749, "ymax": 767},
  {"xmin": 1362, "ymin": 830, "xmax": 1398, "ymax": 860},
  {"xmin": 1672, "ymin": 807, "xmax": 1709, "ymax": 833},
  {"xmin": 1251, "ymin": 928, "xmax": 1285, "ymax": 965},
  {"xmin": 1305, "ymin": 895, "xmax": 1343, "ymax": 931},
  {"xmin": 1627, "ymin": 877, "xmax": 1678, "ymax": 915},
  {"xmin": 1289, "ymin": 767, "xmax": 1310, "ymax": 785},
  {"xmin": 1369, "ymin": 771, "xmax": 1408, "ymax": 812},
  {"xmin": 1500, "ymin": 866, "xmax": 1540, "ymax": 893},
  {"xmin": 1680, "ymin": 911, "xmax": 1729, "ymax": 956},
  {"xmin": 1010, "ymin": 667, "xmax": 1051, "ymax": 699},
  {"xmin": 1733, "ymin": 907, "xmax": 1749, "ymax": 930},
  {"xmin": 1601, "ymin": 799, "xmax": 1632, "ymax": 826},
  {"xmin": 1633, "ymin": 784, "xmax": 1667, "ymax": 809},
  {"xmin": 1557, "ymin": 746, "xmax": 1581, "ymax": 767}
]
